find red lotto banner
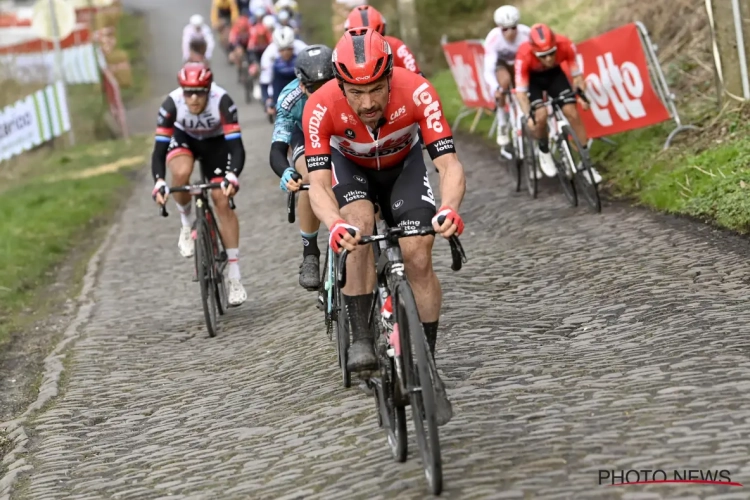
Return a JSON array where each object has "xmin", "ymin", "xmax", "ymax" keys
[
  {"xmin": 564, "ymin": 23, "xmax": 671, "ymax": 138},
  {"xmin": 442, "ymin": 40, "xmax": 496, "ymax": 110}
]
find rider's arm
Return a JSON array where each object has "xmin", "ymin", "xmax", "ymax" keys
[
  {"xmin": 292, "ymin": 39, "xmax": 308, "ymax": 53},
  {"xmin": 210, "ymin": 2, "xmax": 219, "ymax": 27},
  {"xmin": 269, "ymin": 101, "xmax": 295, "ymax": 177},
  {"xmin": 303, "ymin": 97, "xmax": 339, "ymax": 228},
  {"xmin": 513, "ymin": 52, "xmax": 531, "ymax": 116},
  {"xmin": 483, "ymin": 29, "xmax": 501, "ymax": 93},
  {"xmin": 151, "ymin": 96, "xmax": 178, "ymax": 182},
  {"xmin": 259, "ymin": 45, "xmax": 275, "ymax": 85},
  {"xmin": 562, "ymin": 39, "xmax": 585, "ymax": 90},
  {"xmin": 181, "ymin": 26, "xmax": 191, "ymax": 61},
  {"xmin": 204, "ymin": 26, "xmax": 216, "ymax": 59},
  {"xmin": 219, "ymin": 94, "xmax": 246, "ymax": 176},
  {"xmin": 230, "ymin": 0, "xmax": 240, "ymax": 22},
  {"xmin": 414, "ymin": 79, "xmax": 465, "ymax": 212}
]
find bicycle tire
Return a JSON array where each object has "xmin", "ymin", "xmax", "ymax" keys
[
  {"xmin": 396, "ymin": 281, "xmax": 442, "ymax": 494},
  {"xmin": 564, "ymin": 125, "xmax": 601, "ymax": 213},
  {"xmin": 504, "ymin": 137, "xmax": 521, "ymax": 193},
  {"xmin": 196, "ymin": 218, "xmax": 218, "ymax": 337},
  {"xmin": 206, "ymin": 208, "xmax": 228, "ymax": 315},
  {"xmin": 551, "ymin": 135, "xmax": 578, "ymax": 207},
  {"xmin": 521, "ymin": 123, "xmax": 538, "ymax": 199}
]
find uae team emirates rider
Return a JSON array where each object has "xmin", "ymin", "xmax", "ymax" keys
[{"xmin": 303, "ymin": 28, "xmax": 467, "ymax": 426}]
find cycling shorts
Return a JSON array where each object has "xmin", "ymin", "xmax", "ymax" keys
[
  {"xmin": 166, "ymin": 129, "xmax": 229, "ymax": 179},
  {"xmin": 290, "ymin": 126, "xmax": 305, "ymax": 165},
  {"xmin": 528, "ymin": 66, "xmax": 576, "ymax": 106},
  {"xmin": 218, "ymin": 9, "xmax": 231, "ymax": 24},
  {"xmin": 495, "ymin": 59, "xmax": 515, "ymax": 88},
  {"xmin": 331, "ymin": 145, "xmax": 437, "ymax": 230}
]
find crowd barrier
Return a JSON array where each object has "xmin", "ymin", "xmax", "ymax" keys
[
  {"xmin": 0, "ymin": 81, "xmax": 71, "ymax": 162},
  {"xmin": 441, "ymin": 22, "xmax": 696, "ymax": 150}
]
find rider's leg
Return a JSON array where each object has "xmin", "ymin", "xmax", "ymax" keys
[
  {"xmin": 562, "ymin": 102, "xmax": 588, "ymax": 145},
  {"xmin": 495, "ymin": 64, "xmax": 512, "ymax": 146},
  {"xmin": 166, "ymin": 144, "xmax": 196, "ymax": 257},
  {"xmin": 331, "ymin": 152, "xmax": 378, "ymax": 371},
  {"xmin": 294, "ymin": 153, "xmax": 322, "ymax": 289}
]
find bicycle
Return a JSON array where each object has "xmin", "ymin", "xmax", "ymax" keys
[
  {"xmin": 158, "ymin": 181, "xmax": 236, "ymax": 337},
  {"xmin": 286, "ymin": 178, "xmax": 352, "ymax": 388},
  {"xmin": 336, "ymin": 217, "xmax": 466, "ymax": 495},
  {"xmin": 498, "ymin": 89, "xmax": 524, "ymax": 193},
  {"xmin": 531, "ymin": 90, "xmax": 601, "ymax": 212},
  {"xmin": 237, "ymin": 51, "xmax": 256, "ymax": 104}
]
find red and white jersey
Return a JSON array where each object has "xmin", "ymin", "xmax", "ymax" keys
[
  {"xmin": 514, "ymin": 34, "xmax": 581, "ymax": 92},
  {"xmin": 385, "ymin": 36, "xmax": 421, "ymax": 74},
  {"xmin": 303, "ymin": 67, "xmax": 455, "ymax": 172}
]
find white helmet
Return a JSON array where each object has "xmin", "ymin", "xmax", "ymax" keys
[
  {"xmin": 277, "ymin": 9, "xmax": 290, "ymax": 22},
  {"xmin": 493, "ymin": 5, "xmax": 520, "ymax": 28},
  {"xmin": 273, "ymin": 25, "xmax": 295, "ymax": 49},
  {"xmin": 262, "ymin": 14, "xmax": 276, "ymax": 30},
  {"xmin": 190, "ymin": 14, "xmax": 203, "ymax": 27}
]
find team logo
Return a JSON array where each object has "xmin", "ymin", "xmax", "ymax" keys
[
  {"xmin": 341, "ymin": 113, "xmax": 349, "ymax": 123},
  {"xmin": 345, "ymin": 129, "xmax": 356, "ymax": 138},
  {"xmin": 392, "ymin": 199, "xmax": 404, "ymax": 210},
  {"xmin": 353, "ymin": 175, "xmax": 366, "ymax": 184}
]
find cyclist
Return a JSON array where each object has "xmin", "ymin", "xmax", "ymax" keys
[
  {"xmin": 182, "ymin": 15, "xmax": 215, "ymax": 62},
  {"xmin": 514, "ymin": 23, "xmax": 602, "ymax": 183},
  {"xmin": 344, "ymin": 5, "xmax": 421, "ymax": 75},
  {"xmin": 211, "ymin": 0, "xmax": 240, "ymax": 48},
  {"xmin": 259, "ymin": 26, "xmax": 307, "ymax": 119},
  {"xmin": 246, "ymin": 15, "xmax": 274, "ymax": 83},
  {"xmin": 303, "ymin": 28, "xmax": 466, "ymax": 426},
  {"xmin": 151, "ymin": 62, "xmax": 248, "ymax": 306},
  {"xmin": 228, "ymin": 15, "xmax": 252, "ymax": 66},
  {"xmin": 483, "ymin": 5, "xmax": 530, "ymax": 148},
  {"xmin": 269, "ymin": 45, "xmax": 335, "ymax": 290},
  {"xmin": 276, "ymin": 9, "xmax": 299, "ymax": 34}
]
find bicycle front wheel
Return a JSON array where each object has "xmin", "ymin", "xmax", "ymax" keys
[
  {"xmin": 396, "ymin": 281, "xmax": 442, "ymax": 495},
  {"xmin": 565, "ymin": 125, "xmax": 601, "ymax": 213},
  {"xmin": 195, "ymin": 218, "xmax": 218, "ymax": 337},
  {"xmin": 334, "ymin": 252, "xmax": 351, "ymax": 388},
  {"xmin": 551, "ymin": 135, "xmax": 578, "ymax": 207},
  {"xmin": 521, "ymin": 123, "xmax": 538, "ymax": 199}
]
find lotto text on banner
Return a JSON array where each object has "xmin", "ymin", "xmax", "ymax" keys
[
  {"xmin": 442, "ymin": 40, "xmax": 496, "ymax": 110},
  {"xmin": 563, "ymin": 23, "xmax": 671, "ymax": 138}
]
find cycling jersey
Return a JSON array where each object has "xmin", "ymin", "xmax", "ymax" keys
[
  {"xmin": 228, "ymin": 24, "xmax": 250, "ymax": 47},
  {"xmin": 211, "ymin": 0, "xmax": 239, "ymax": 25},
  {"xmin": 269, "ymin": 78, "xmax": 306, "ymax": 176},
  {"xmin": 259, "ymin": 39, "xmax": 308, "ymax": 86},
  {"xmin": 385, "ymin": 36, "xmax": 421, "ymax": 74},
  {"xmin": 181, "ymin": 24, "xmax": 216, "ymax": 60},
  {"xmin": 303, "ymin": 67, "xmax": 455, "ymax": 172},
  {"xmin": 514, "ymin": 34, "xmax": 581, "ymax": 92},
  {"xmin": 151, "ymin": 83, "xmax": 245, "ymax": 181},
  {"xmin": 482, "ymin": 24, "xmax": 530, "ymax": 92}
]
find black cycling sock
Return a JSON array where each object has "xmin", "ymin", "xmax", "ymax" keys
[
  {"xmin": 344, "ymin": 293, "xmax": 374, "ymax": 340},
  {"xmin": 301, "ymin": 231, "xmax": 320, "ymax": 257},
  {"xmin": 422, "ymin": 321, "xmax": 439, "ymax": 358},
  {"xmin": 538, "ymin": 138, "xmax": 549, "ymax": 154}
]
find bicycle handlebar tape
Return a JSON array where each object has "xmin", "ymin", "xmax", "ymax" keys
[{"xmin": 287, "ymin": 191, "xmax": 296, "ymax": 224}]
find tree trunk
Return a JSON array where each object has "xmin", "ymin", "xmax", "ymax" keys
[
  {"xmin": 395, "ymin": 0, "xmax": 423, "ymax": 69},
  {"xmin": 710, "ymin": 0, "xmax": 746, "ymax": 104}
]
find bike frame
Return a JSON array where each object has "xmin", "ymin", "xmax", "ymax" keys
[
  {"xmin": 501, "ymin": 89, "xmax": 528, "ymax": 163},
  {"xmin": 545, "ymin": 99, "xmax": 581, "ymax": 178}
]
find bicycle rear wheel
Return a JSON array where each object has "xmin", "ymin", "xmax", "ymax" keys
[
  {"xmin": 195, "ymin": 218, "xmax": 218, "ymax": 337},
  {"xmin": 550, "ymin": 134, "xmax": 578, "ymax": 207},
  {"xmin": 396, "ymin": 281, "xmax": 442, "ymax": 495},
  {"xmin": 333, "ymin": 251, "xmax": 351, "ymax": 388},
  {"xmin": 521, "ymin": 123, "xmax": 538, "ymax": 199},
  {"xmin": 565, "ymin": 125, "xmax": 601, "ymax": 213}
]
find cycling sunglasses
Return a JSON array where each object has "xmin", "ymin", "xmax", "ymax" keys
[
  {"xmin": 534, "ymin": 47, "xmax": 557, "ymax": 59},
  {"xmin": 182, "ymin": 87, "xmax": 210, "ymax": 97},
  {"xmin": 502, "ymin": 25, "xmax": 517, "ymax": 32}
]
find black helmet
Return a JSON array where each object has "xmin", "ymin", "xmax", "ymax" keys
[{"xmin": 295, "ymin": 44, "xmax": 335, "ymax": 85}]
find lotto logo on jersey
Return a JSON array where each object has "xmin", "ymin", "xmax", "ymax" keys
[
  {"xmin": 411, "ymin": 82, "xmax": 443, "ymax": 133},
  {"xmin": 307, "ymin": 104, "xmax": 328, "ymax": 148},
  {"xmin": 389, "ymin": 106, "xmax": 406, "ymax": 123},
  {"xmin": 396, "ymin": 45, "xmax": 417, "ymax": 72}
]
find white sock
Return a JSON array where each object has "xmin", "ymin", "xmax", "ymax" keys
[
  {"xmin": 226, "ymin": 248, "xmax": 240, "ymax": 280},
  {"xmin": 176, "ymin": 202, "xmax": 195, "ymax": 228},
  {"xmin": 496, "ymin": 108, "xmax": 507, "ymax": 129}
]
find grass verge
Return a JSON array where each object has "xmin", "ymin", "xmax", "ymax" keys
[
  {"xmin": 0, "ymin": 136, "xmax": 149, "ymax": 348},
  {"xmin": 432, "ymin": 68, "xmax": 750, "ymax": 233},
  {"xmin": 116, "ymin": 10, "xmax": 150, "ymax": 104}
]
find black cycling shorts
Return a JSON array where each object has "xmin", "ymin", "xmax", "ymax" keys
[
  {"xmin": 218, "ymin": 9, "xmax": 231, "ymax": 24},
  {"xmin": 290, "ymin": 126, "xmax": 305, "ymax": 165},
  {"xmin": 167, "ymin": 129, "xmax": 229, "ymax": 180},
  {"xmin": 528, "ymin": 65, "xmax": 576, "ymax": 107},
  {"xmin": 331, "ymin": 145, "xmax": 437, "ymax": 230}
]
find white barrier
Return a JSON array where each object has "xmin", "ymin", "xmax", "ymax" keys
[
  {"xmin": 0, "ymin": 43, "xmax": 100, "ymax": 84},
  {"xmin": 0, "ymin": 81, "xmax": 71, "ymax": 162}
]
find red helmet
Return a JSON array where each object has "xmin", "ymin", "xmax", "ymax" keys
[
  {"xmin": 529, "ymin": 23, "xmax": 556, "ymax": 55},
  {"xmin": 333, "ymin": 28, "xmax": 393, "ymax": 84},
  {"xmin": 236, "ymin": 16, "xmax": 250, "ymax": 30},
  {"xmin": 345, "ymin": 6, "xmax": 386, "ymax": 35},
  {"xmin": 177, "ymin": 62, "xmax": 213, "ymax": 90}
]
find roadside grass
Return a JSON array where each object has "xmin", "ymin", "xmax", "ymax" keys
[
  {"xmin": 116, "ymin": 10, "xmax": 150, "ymax": 104},
  {"xmin": 0, "ymin": 136, "xmax": 149, "ymax": 348}
]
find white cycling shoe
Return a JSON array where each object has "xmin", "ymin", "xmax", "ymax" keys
[
  {"xmin": 178, "ymin": 227, "xmax": 194, "ymax": 258},
  {"xmin": 579, "ymin": 164, "xmax": 603, "ymax": 185},
  {"xmin": 538, "ymin": 150, "xmax": 558, "ymax": 178},
  {"xmin": 227, "ymin": 278, "xmax": 247, "ymax": 306},
  {"xmin": 496, "ymin": 126, "xmax": 510, "ymax": 147}
]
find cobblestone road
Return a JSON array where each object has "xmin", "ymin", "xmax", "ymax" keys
[{"xmin": 4, "ymin": 1, "xmax": 750, "ymax": 499}]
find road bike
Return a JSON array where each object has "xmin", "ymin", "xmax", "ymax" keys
[
  {"xmin": 498, "ymin": 89, "xmax": 527, "ymax": 194},
  {"xmin": 531, "ymin": 90, "xmax": 602, "ymax": 212},
  {"xmin": 336, "ymin": 217, "xmax": 466, "ymax": 495},
  {"xmin": 159, "ymin": 181, "xmax": 236, "ymax": 337}
]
